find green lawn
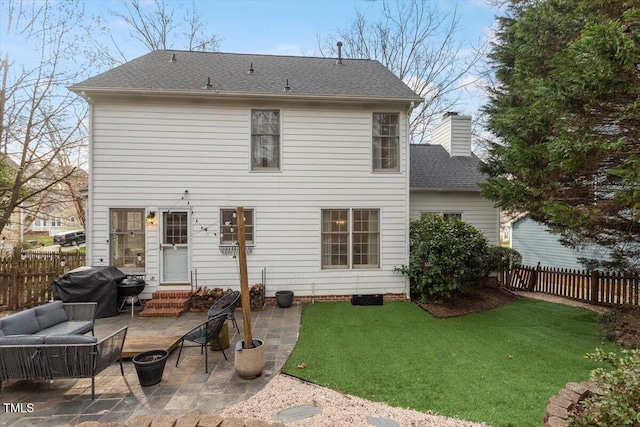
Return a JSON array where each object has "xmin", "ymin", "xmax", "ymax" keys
[{"xmin": 282, "ymin": 299, "xmax": 616, "ymax": 427}]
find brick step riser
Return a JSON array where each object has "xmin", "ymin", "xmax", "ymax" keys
[
  {"xmin": 138, "ymin": 307, "xmax": 187, "ymax": 317},
  {"xmin": 145, "ymin": 299, "xmax": 191, "ymax": 309},
  {"xmin": 151, "ymin": 291, "xmax": 191, "ymax": 299}
]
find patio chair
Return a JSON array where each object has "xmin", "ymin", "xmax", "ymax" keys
[
  {"xmin": 207, "ymin": 290, "xmax": 241, "ymax": 333},
  {"xmin": 175, "ymin": 314, "xmax": 228, "ymax": 373}
]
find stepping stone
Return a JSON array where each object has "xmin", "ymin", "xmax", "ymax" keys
[
  {"xmin": 274, "ymin": 405, "xmax": 322, "ymax": 423},
  {"xmin": 367, "ymin": 416, "xmax": 401, "ymax": 427}
]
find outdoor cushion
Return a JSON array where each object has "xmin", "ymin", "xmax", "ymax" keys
[
  {"xmin": 0, "ymin": 335, "xmax": 45, "ymax": 345},
  {"xmin": 38, "ymin": 321, "xmax": 93, "ymax": 336},
  {"xmin": 0, "ymin": 308, "xmax": 40, "ymax": 335},
  {"xmin": 35, "ymin": 301, "xmax": 68, "ymax": 330},
  {"xmin": 43, "ymin": 335, "xmax": 97, "ymax": 345}
]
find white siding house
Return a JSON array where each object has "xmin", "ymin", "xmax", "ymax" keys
[
  {"xmin": 70, "ymin": 50, "xmax": 423, "ymax": 299},
  {"xmin": 409, "ymin": 113, "xmax": 500, "ymax": 244}
]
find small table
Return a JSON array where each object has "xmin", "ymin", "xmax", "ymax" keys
[{"xmin": 121, "ymin": 335, "xmax": 181, "ymax": 359}]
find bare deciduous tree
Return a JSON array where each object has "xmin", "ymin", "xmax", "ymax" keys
[
  {"xmin": 91, "ymin": 0, "xmax": 222, "ymax": 67},
  {"xmin": 318, "ymin": 0, "xmax": 488, "ymax": 143},
  {"xmin": 1, "ymin": 0, "xmax": 88, "ymax": 237}
]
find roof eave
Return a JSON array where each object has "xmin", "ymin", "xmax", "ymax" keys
[{"xmin": 68, "ymin": 86, "xmax": 425, "ymax": 105}]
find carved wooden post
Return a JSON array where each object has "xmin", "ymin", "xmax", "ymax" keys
[{"xmin": 236, "ymin": 207, "xmax": 253, "ymax": 348}]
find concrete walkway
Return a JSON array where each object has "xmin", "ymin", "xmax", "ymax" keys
[{"xmin": 0, "ymin": 302, "xmax": 301, "ymax": 427}]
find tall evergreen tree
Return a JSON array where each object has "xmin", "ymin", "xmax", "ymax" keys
[{"xmin": 481, "ymin": 0, "xmax": 640, "ymax": 271}]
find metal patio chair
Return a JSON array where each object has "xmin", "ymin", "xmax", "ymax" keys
[
  {"xmin": 175, "ymin": 314, "xmax": 228, "ymax": 373},
  {"xmin": 207, "ymin": 290, "xmax": 241, "ymax": 333}
]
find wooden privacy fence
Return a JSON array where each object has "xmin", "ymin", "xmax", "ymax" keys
[
  {"xmin": 507, "ymin": 264, "xmax": 640, "ymax": 307},
  {"xmin": 0, "ymin": 252, "xmax": 86, "ymax": 311}
]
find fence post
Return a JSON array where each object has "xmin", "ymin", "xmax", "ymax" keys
[
  {"xmin": 528, "ymin": 263, "xmax": 540, "ymax": 291},
  {"xmin": 9, "ymin": 265, "xmax": 18, "ymax": 311},
  {"xmin": 590, "ymin": 270, "xmax": 599, "ymax": 305}
]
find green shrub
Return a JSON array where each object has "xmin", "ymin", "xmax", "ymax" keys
[
  {"xmin": 475, "ymin": 245, "xmax": 522, "ymax": 280},
  {"xmin": 568, "ymin": 348, "xmax": 640, "ymax": 427},
  {"xmin": 395, "ymin": 215, "xmax": 489, "ymax": 301}
]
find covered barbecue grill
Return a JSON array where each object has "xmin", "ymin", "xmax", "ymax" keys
[{"xmin": 52, "ymin": 266, "xmax": 126, "ymax": 318}]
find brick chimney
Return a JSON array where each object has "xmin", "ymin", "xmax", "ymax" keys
[{"xmin": 430, "ymin": 112, "xmax": 472, "ymax": 157}]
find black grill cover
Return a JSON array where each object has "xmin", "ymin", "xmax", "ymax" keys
[{"xmin": 52, "ymin": 266, "xmax": 126, "ymax": 318}]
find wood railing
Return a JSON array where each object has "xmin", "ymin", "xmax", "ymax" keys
[
  {"xmin": 0, "ymin": 251, "xmax": 86, "ymax": 311},
  {"xmin": 507, "ymin": 264, "xmax": 640, "ymax": 307}
]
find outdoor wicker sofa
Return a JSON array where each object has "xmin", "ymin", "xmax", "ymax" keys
[{"xmin": 0, "ymin": 301, "xmax": 128, "ymax": 399}]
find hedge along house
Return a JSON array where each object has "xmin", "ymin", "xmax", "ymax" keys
[
  {"xmin": 409, "ymin": 113, "xmax": 500, "ymax": 245},
  {"xmin": 69, "ymin": 49, "xmax": 424, "ymax": 300}
]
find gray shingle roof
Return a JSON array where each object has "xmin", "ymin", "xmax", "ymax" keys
[
  {"xmin": 410, "ymin": 144, "xmax": 486, "ymax": 191},
  {"xmin": 70, "ymin": 50, "xmax": 423, "ymax": 102}
]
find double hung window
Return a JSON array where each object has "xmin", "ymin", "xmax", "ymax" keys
[
  {"xmin": 251, "ymin": 110, "xmax": 280, "ymax": 170},
  {"xmin": 321, "ymin": 209, "xmax": 380, "ymax": 269},
  {"xmin": 372, "ymin": 113, "xmax": 399, "ymax": 172}
]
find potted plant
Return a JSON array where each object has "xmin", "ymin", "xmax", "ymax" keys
[
  {"xmin": 275, "ymin": 290, "xmax": 294, "ymax": 308},
  {"xmin": 233, "ymin": 207, "xmax": 265, "ymax": 379},
  {"xmin": 132, "ymin": 349, "xmax": 169, "ymax": 386}
]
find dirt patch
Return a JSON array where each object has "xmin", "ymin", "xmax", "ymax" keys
[
  {"xmin": 601, "ymin": 306, "xmax": 640, "ymax": 349},
  {"xmin": 416, "ymin": 286, "xmax": 519, "ymax": 318}
]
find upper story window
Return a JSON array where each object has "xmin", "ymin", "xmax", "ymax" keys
[
  {"xmin": 251, "ymin": 110, "xmax": 280, "ymax": 171},
  {"xmin": 372, "ymin": 113, "xmax": 399, "ymax": 172},
  {"xmin": 220, "ymin": 208, "xmax": 254, "ymax": 245}
]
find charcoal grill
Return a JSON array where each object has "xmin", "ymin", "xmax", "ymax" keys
[{"xmin": 117, "ymin": 277, "xmax": 146, "ymax": 317}]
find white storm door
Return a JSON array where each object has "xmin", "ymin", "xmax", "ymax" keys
[{"xmin": 161, "ymin": 211, "xmax": 190, "ymax": 283}]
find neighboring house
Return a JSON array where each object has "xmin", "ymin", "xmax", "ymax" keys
[
  {"xmin": 28, "ymin": 203, "xmax": 82, "ymax": 236},
  {"xmin": 409, "ymin": 113, "xmax": 500, "ymax": 245},
  {"xmin": 505, "ymin": 214, "xmax": 609, "ymax": 270},
  {"xmin": 70, "ymin": 49, "xmax": 424, "ymax": 299}
]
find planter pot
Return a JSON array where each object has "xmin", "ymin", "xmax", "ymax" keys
[
  {"xmin": 234, "ymin": 339, "xmax": 264, "ymax": 379},
  {"xmin": 275, "ymin": 290, "xmax": 294, "ymax": 308},
  {"xmin": 132, "ymin": 349, "xmax": 168, "ymax": 387}
]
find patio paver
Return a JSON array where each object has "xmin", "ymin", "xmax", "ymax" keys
[{"xmin": 0, "ymin": 302, "xmax": 301, "ymax": 427}]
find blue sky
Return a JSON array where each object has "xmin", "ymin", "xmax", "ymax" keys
[{"xmin": 1, "ymin": 0, "xmax": 500, "ymax": 114}]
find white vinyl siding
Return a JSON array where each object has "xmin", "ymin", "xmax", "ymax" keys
[
  {"xmin": 88, "ymin": 99, "xmax": 409, "ymax": 297},
  {"xmin": 410, "ymin": 191, "xmax": 499, "ymax": 245}
]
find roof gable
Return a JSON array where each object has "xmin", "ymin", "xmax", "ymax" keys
[
  {"xmin": 70, "ymin": 50, "xmax": 423, "ymax": 103},
  {"xmin": 410, "ymin": 144, "xmax": 486, "ymax": 191}
]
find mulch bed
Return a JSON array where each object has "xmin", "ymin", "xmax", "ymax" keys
[
  {"xmin": 416, "ymin": 286, "xmax": 640, "ymax": 348},
  {"xmin": 416, "ymin": 286, "xmax": 519, "ymax": 318}
]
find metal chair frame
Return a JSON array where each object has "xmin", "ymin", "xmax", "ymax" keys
[
  {"xmin": 207, "ymin": 290, "xmax": 241, "ymax": 333},
  {"xmin": 175, "ymin": 314, "xmax": 228, "ymax": 373}
]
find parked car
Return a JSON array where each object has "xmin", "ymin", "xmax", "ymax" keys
[{"xmin": 53, "ymin": 230, "xmax": 86, "ymax": 247}]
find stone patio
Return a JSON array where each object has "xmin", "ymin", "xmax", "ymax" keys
[{"xmin": 0, "ymin": 302, "xmax": 301, "ymax": 427}]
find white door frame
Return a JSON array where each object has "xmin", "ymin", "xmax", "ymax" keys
[{"xmin": 159, "ymin": 209, "xmax": 191, "ymax": 283}]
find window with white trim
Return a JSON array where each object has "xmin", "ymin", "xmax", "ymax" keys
[
  {"xmin": 321, "ymin": 209, "xmax": 380, "ymax": 269},
  {"xmin": 372, "ymin": 113, "xmax": 399, "ymax": 172},
  {"xmin": 220, "ymin": 208, "xmax": 254, "ymax": 245},
  {"xmin": 421, "ymin": 212, "xmax": 463, "ymax": 221},
  {"xmin": 251, "ymin": 110, "xmax": 280, "ymax": 170},
  {"xmin": 110, "ymin": 208, "xmax": 145, "ymax": 273}
]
